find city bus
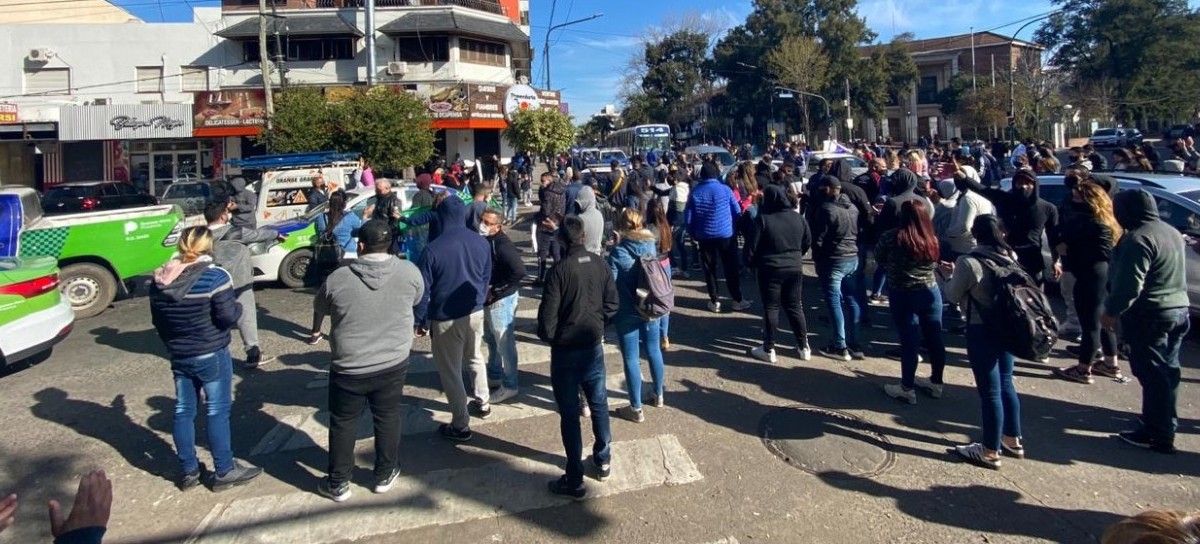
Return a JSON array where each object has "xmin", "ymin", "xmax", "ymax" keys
[{"xmin": 603, "ymin": 124, "xmax": 671, "ymax": 158}]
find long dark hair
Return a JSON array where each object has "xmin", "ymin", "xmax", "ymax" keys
[
  {"xmin": 645, "ymin": 197, "xmax": 672, "ymax": 254},
  {"xmin": 327, "ymin": 189, "xmax": 347, "ymax": 227},
  {"xmin": 896, "ymin": 199, "xmax": 939, "ymax": 263},
  {"xmin": 971, "ymin": 214, "xmax": 1012, "ymax": 252}
]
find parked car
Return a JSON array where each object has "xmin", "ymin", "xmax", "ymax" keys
[
  {"xmin": 41, "ymin": 181, "xmax": 159, "ymax": 216},
  {"xmin": 1088, "ymin": 128, "xmax": 1124, "ymax": 147},
  {"xmin": 805, "ymin": 152, "xmax": 870, "ymax": 177},
  {"xmin": 1163, "ymin": 124, "xmax": 1195, "ymax": 141},
  {"xmin": 159, "ymin": 181, "xmax": 212, "ymax": 217},
  {"xmin": 683, "ymin": 145, "xmax": 738, "ymax": 179},
  {"xmin": 0, "ymin": 256, "xmax": 74, "ymax": 367},
  {"xmin": 598, "ymin": 149, "xmax": 631, "ymax": 169},
  {"xmin": 1123, "ymin": 128, "xmax": 1144, "ymax": 146}
]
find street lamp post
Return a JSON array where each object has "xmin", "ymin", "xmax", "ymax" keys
[
  {"xmin": 543, "ymin": 13, "xmax": 603, "ymax": 89},
  {"xmin": 736, "ymin": 62, "xmax": 837, "ymax": 142}
]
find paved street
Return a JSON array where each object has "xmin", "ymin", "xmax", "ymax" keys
[{"xmin": 1, "ymin": 214, "xmax": 1197, "ymax": 544}]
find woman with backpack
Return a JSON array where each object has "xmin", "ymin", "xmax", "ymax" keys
[
  {"xmin": 744, "ymin": 184, "xmax": 812, "ymax": 363},
  {"xmin": 876, "ymin": 199, "xmax": 947, "ymax": 404},
  {"xmin": 644, "ymin": 197, "xmax": 674, "ymax": 350},
  {"xmin": 607, "ymin": 208, "xmax": 667, "ymax": 423},
  {"xmin": 1055, "ymin": 182, "xmax": 1125, "ymax": 384},
  {"xmin": 940, "ymin": 215, "xmax": 1025, "ymax": 469}
]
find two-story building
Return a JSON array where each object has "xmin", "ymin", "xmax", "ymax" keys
[{"xmin": 860, "ymin": 31, "xmax": 1043, "ymax": 144}]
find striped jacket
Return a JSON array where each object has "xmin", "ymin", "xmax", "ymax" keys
[{"xmin": 149, "ymin": 259, "xmax": 242, "ymax": 360}]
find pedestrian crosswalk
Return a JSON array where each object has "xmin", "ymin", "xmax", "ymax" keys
[{"xmin": 190, "ymin": 435, "xmax": 702, "ymax": 544}]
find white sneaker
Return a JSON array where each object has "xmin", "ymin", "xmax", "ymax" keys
[
  {"xmin": 750, "ymin": 346, "xmax": 777, "ymax": 363},
  {"xmin": 913, "ymin": 377, "xmax": 944, "ymax": 399},
  {"xmin": 730, "ymin": 299, "xmax": 753, "ymax": 311},
  {"xmin": 798, "ymin": 345, "xmax": 812, "ymax": 361},
  {"xmin": 884, "ymin": 384, "xmax": 917, "ymax": 404},
  {"xmin": 490, "ymin": 386, "xmax": 518, "ymax": 404},
  {"xmin": 707, "ymin": 300, "xmax": 721, "ymax": 313}
]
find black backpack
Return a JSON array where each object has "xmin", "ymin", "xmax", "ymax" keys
[{"xmin": 969, "ymin": 253, "xmax": 1059, "ymax": 361}]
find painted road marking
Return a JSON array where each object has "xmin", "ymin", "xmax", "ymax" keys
[
  {"xmin": 193, "ymin": 435, "xmax": 702, "ymax": 544},
  {"xmin": 254, "ymin": 371, "xmax": 637, "ymax": 456}
]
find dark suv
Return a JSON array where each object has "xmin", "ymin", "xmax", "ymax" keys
[{"xmin": 42, "ymin": 181, "xmax": 158, "ymax": 215}]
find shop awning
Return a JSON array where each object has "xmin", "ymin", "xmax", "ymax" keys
[
  {"xmin": 216, "ymin": 15, "xmax": 364, "ymax": 39},
  {"xmin": 377, "ymin": 11, "xmax": 528, "ymax": 43},
  {"xmin": 432, "ymin": 119, "xmax": 508, "ymax": 130}
]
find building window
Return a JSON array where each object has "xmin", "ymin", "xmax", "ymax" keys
[
  {"xmin": 181, "ymin": 66, "xmax": 208, "ymax": 92},
  {"xmin": 917, "ymin": 76, "xmax": 938, "ymax": 104},
  {"xmin": 459, "ymin": 38, "xmax": 506, "ymax": 67},
  {"xmin": 520, "ymin": 10, "xmax": 530, "ymax": 25},
  {"xmin": 137, "ymin": 66, "xmax": 163, "ymax": 93},
  {"xmin": 396, "ymin": 36, "xmax": 450, "ymax": 63},
  {"xmin": 243, "ymin": 37, "xmax": 355, "ymax": 62},
  {"xmin": 23, "ymin": 67, "xmax": 70, "ymax": 95}
]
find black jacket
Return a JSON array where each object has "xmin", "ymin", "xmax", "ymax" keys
[
  {"xmin": 1059, "ymin": 204, "xmax": 1116, "ymax": 274},
  {"xmin": 809, "ymin": 193, "xmax": 859, "ymax": 263},
  {"xmin": 149, "ymin": 260, "xmax": 242, "ymax": 359},
  {"xmin": 537, "ymin": 245, "xmax": 618, "ymax": 348},
  {"xmin": 487, "ymin": 230, "xmax": 526, "ymax": 304},
  {"xmin": 878, "ymin": 168, "xmax": 931, "ymax": 233},
  {"xmin": 982, "ymin": 181, "xmax": 1060, "ymax": 254},
  {"xmin": 746, "ymin": 185, "xmax": 810, "ymax": 269}
]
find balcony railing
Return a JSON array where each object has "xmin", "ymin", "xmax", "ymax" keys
[{"xmin": 233, "ymin": 0, "xmax": 507, "ymax": 16}]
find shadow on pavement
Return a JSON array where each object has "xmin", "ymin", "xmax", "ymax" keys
[{"xmin": 90, "ymin": 325, "xmax": 167, "ymax": 357}]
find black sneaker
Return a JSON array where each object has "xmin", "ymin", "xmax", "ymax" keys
[
  {"xmin": 592, "ymin": 458, "xmax": 611, "ymax": 482},
  {"xmin": 548, "ymin": 475, "xmax": 587, "ymax": 500},
  {"xmin": 318, "ymin": 477, "xmax": 352, "ymax": 502},
  {"xmin": 1119, "ymin": 430, "xmax": 1177, "ymax": 454},
  {"xmin": 439, "ymin": 423, "xmax": 473, "ymax": 442},
  {"xmin": 819, "ymin": 345, "xmax": 851, "ymax": 362},
  {"xmin": 178, "ymin": 463, "xmax": 205, "ymax": 492},
  {"xmin": 210, "ymin": 464, "xmax": 263, "ymax": 492},
  {"xmin": 373, "ymin": 467, "xmax": 401, "ymax": 494},
  {"xmin": 469, "ymin": 400, "xmax": 492, "ymax": 420},
  {"xmin": 245, "ymin": 346, "xmax": 276, "ymax": 369}
]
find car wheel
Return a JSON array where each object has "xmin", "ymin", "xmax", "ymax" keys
[
  {"xmin": 60, "ymin": 262, "xmax": 118, "ymax": 319},
  {"xmin": 279, "ymin": 248, "xmax": 313, "ymax": 289}
]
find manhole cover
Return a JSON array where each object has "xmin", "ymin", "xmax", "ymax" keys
[{"xmin": 759, "ymin": 405, "xmax": 896, "ymax": 479}]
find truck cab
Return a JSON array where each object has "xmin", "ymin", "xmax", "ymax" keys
[{"xmin": 224, "ymin": 151, "xmax": 366, "ymax": 227}]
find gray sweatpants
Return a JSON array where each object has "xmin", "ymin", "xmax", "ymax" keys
[
  {"xmin": 431, "ymin": 311, "xmax": 488, "ymax": 430},
  {"xmin": 236, "ymin": 287, "xmax": 259, "ymax": 352}
]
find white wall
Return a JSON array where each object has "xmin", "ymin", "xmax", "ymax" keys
[{"xmin": 0, "ymin": 8, "xmax": 223, "ymax": 122}]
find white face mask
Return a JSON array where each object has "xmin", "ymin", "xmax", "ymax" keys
[{"xmin": 478, "ymin": 224, "xmax": 492, "ymax": 237}]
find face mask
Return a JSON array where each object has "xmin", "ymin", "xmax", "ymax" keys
[{"xmin": 478, "ymin": 224, "xmax": 492, "ymax": 237}]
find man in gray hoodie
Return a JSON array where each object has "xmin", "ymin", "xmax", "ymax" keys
[
  {"xmin": 574, "ymin": 185, "xmax": 605, "ymax": 254},
  {"xmin": 312, "ymin": 220, "xmax": 425, "ymax": 502}
]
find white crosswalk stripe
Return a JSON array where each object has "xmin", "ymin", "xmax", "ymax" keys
[{"xmin": 191, "ymin": 435, "xmax": 702, "ymax": 544}]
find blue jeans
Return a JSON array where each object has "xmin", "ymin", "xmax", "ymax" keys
[
  {"xmin": 1123, "ymin": 308, "xmax": 1189, "ymax": 444},
  {"xmin": 659, "ymin": 262, "xmax": 671, "ymax": 340},
  {"xmin": 484, "ymin": 292, "xmax": 520, "ymax": 389},
  {"xmin": 871, "ymin": 266, "xmax": 887, "ymax": 297},
  {"xmin": 671, "ymin": 224, "xmax": 690, "ymax": 271},
  {"xmin": 817, "ymin": 259, "xmax": 861, "ymax": 350},
  {"xmin": 967, "ymin": 324, "xmax": 1021, "ymax": 451},
  {"xmin": 504, "ymin": 194, "xmax": 519, "ymax": 223},
  {"xmin": 172, "ymin": 348, "xmax": 234, "ymax": 476},
  {"xmin": 550, "ymin": 344, "xmax": 612, "ymax": 487},
  {"xmin": 615, "ymin": 313, "xmax": 665, "ymax": 409},
  {"xmin": 852, "ymin": 244, "xmax": 871, "ymax": 311},
  {"xmin": 889, "ymin": 286, "xmax": 946, "ymax": 388}
]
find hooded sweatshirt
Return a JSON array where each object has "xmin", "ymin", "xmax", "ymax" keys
[
  {"xmin": 809, "ymin": 189, "xmax": 859, "ymax": 263},
  {"xmin": 607, "ymin": 228, "xmax": 657, "ymax": 313},
  {"xmin": 746, "ymin": 184, "xmax": 810, "ymax": 270},
  {"xmin": 945, "ymin": 170, "xmax": 997, "ymax": 254},
  {"xmin": 878, "ymin": 168, "xmax": 933, "ymax": 234},
  {"xmin": 983, "ymin": 172, "xmax": 1060, "ymax": 265},
  {"xmin": 416, "ymin": 197, "xmax": 493, "ymax": 325},
  {"xmin": 314, "ymin": 253, "xmax": 425, "ymax": 376},
  {"xmin": 1105, "ymin": 189, "xmax": 1189, "ymax": 316},
  {"xmin": 229, "ymin": 177, "xmax": 258, "ymax": 229},
  {"xmin": 149, "ymin": 257, "xmax": 242, "ymax": 359},
  {"xmin": 575, "ymin": 186, "xmax": 605, "ymax": 254}
]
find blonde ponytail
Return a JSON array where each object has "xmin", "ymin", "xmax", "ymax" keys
[{"xmin": 178, "ymin": 226, "xmax": 213, "ymax": 263}]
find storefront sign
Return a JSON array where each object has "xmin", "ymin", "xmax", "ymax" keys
[
  {"xmin": 193, "ymin": 90, "xmax": 267, "ymax": 128},
  {"xmin": 467, "ymin": 84, "xmax": 505, "ymax": 120},
  {"xmin": 60, "ymin": 104, "xmax": 193, "ymax": 141},
  {"xmin": 504, "ymin": 84, "xmax": 541, "ymax": 121},
  {"xmin": 425, "ymin": 84, "xmax": 469, "ymax": 119},
  {"xmin": 0, "ymin": 103, "xmax": 17, "ymax": 123}
]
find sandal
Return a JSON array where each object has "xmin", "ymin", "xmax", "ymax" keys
[
  {"xmin": 1091, "ymin": 363, "xmax": 1126, "ymax": 380},
  {"xmin": 953, "ymin": 443, "xmax": 1002, "ymax": 470},
  {"xmin": 1001, "ymin": 437, "xmax": 1026, "ymax": 459},
  {"xmin": 1054, "ymin": 365, "xmax": 1094, "ymax": 385}
]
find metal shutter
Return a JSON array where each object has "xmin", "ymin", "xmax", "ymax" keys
[{"xmin": 24, "ymin": 68, "xmax": 70, "ymax": 95}]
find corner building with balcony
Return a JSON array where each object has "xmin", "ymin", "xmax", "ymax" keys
[{"xmin": 214, "ymin": 0, "xmax": 544, "ymax": 162}]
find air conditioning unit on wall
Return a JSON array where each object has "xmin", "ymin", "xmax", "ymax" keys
[
  {"xmin": 28, "ymin": 48, "xmax": 55, "ymax": 62},
  {"xmin": 386, "ymin": 62, "xmax": 405, "ymax": 76}
]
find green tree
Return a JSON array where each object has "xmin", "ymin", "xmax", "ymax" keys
[
  {"xmin": 580, "ymin": 115, "xmax": 617, "ymax": 145},
  {"xmin": 936, "ymin": 75, "xmax": 1010, "ymax": 135},
  {"xmin": 259, "ymin": 87, "xmax": 333, "ymax": 153},
  {"xmin": 640, "ymin": 30, "xmax": 712, "ymax": 127},
  {"xmin": 504, "ymin": 108, "xmax": 576, "ymax": 168},
  {"xmin": 333, "ymin": 88, "xmax": 434, "ymax": 173}
]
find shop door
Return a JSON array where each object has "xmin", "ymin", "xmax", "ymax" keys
[{"xmin": 149, "ymin": 152, "xmax": 200, "ymax": 196}]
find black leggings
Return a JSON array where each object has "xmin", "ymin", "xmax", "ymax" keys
[
  {"xmin": 698, "ymin": 237, "xmax": 744, "ymax": 303},
  {"xmin": 1073, "ymin": 262, "xmax": 1117, "ymax": 366},
  {"xmin": 758, "ymin": 267, "xmax": 808, "ymax": 351}
]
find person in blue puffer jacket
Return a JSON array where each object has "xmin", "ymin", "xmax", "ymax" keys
[
  {"xmin": 684, "ymin": 162, "xmax": 751, "ymax": 313},
  {"xmin": 149, "ymin": 226, "xmax": 263, "ymax": 492},
  {"xmin": 607, "ymin": 208, "xmax": 666, "ymax": 424}
]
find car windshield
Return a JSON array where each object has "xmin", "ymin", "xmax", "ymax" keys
[
  {"xmin": 1094, "ymin": 129, "xmax": 1117, "ymax": 136},
  {"xmin": 44, "ymin": 186, "xmax": 94, "ymax": 199},
  {"xmin": 600, "ymin": 151, "xmax": 627, "ymax": 162},
  {"xmin": 1178, "ymin": 189, "xmax": 1200, "ymax": 204}
]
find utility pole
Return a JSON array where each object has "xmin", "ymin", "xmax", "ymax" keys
[
  {"xmin": 844, "ymin": 78, "xmax": 851, "ymax": 141},
  {"xmin": 970, "ymin": 27, "xmax": 977, "ymax": 92},
  {"xmin": 258, "ymin": 0, "xmax": 274, "ymax": 147},
  {"xmin": 271, "ymin": 3, "xmax": 287, "ymax": 90},
  {"xmin": 365, "ymin": 0, "xmax": 376, "ymax": 86}
]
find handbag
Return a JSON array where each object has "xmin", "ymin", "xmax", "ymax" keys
[{"xmin": 313, "ymin": 214, "xmax": 345, "ymax": 278}]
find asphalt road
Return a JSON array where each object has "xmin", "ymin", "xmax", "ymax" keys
[{"xmin": 0, "ymin": 210, "xmax": 1197, "ymax": 544}]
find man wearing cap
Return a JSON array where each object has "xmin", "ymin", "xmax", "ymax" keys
[
  {"xmin": 685, "ymin": 162, "xmax": 752, "ymax": 313},
  {"xmin": 313, "ymin": 219, "xmax": 425, "ymax": 502}
]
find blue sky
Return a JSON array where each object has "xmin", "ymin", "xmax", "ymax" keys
[{"xmin": 116, "ymin": 0, "xmax": 1167, "ymax": 120}]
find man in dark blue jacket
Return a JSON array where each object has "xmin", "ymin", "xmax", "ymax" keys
[
  {"xmin": 809, "ymin": 176, "xmax": 863, "ymax": 361},
  {"xmin": 684, "ymin": 162, "xmax": 752, "ymax": 313},
  {"xmin": 416, "ymin": 197, "xmax": 493, "ymax": 441}
]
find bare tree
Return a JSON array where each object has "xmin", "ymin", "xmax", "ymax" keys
[{"xmin": 767, "ymin": 37, "xmax": 830, "ymax": 143}]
